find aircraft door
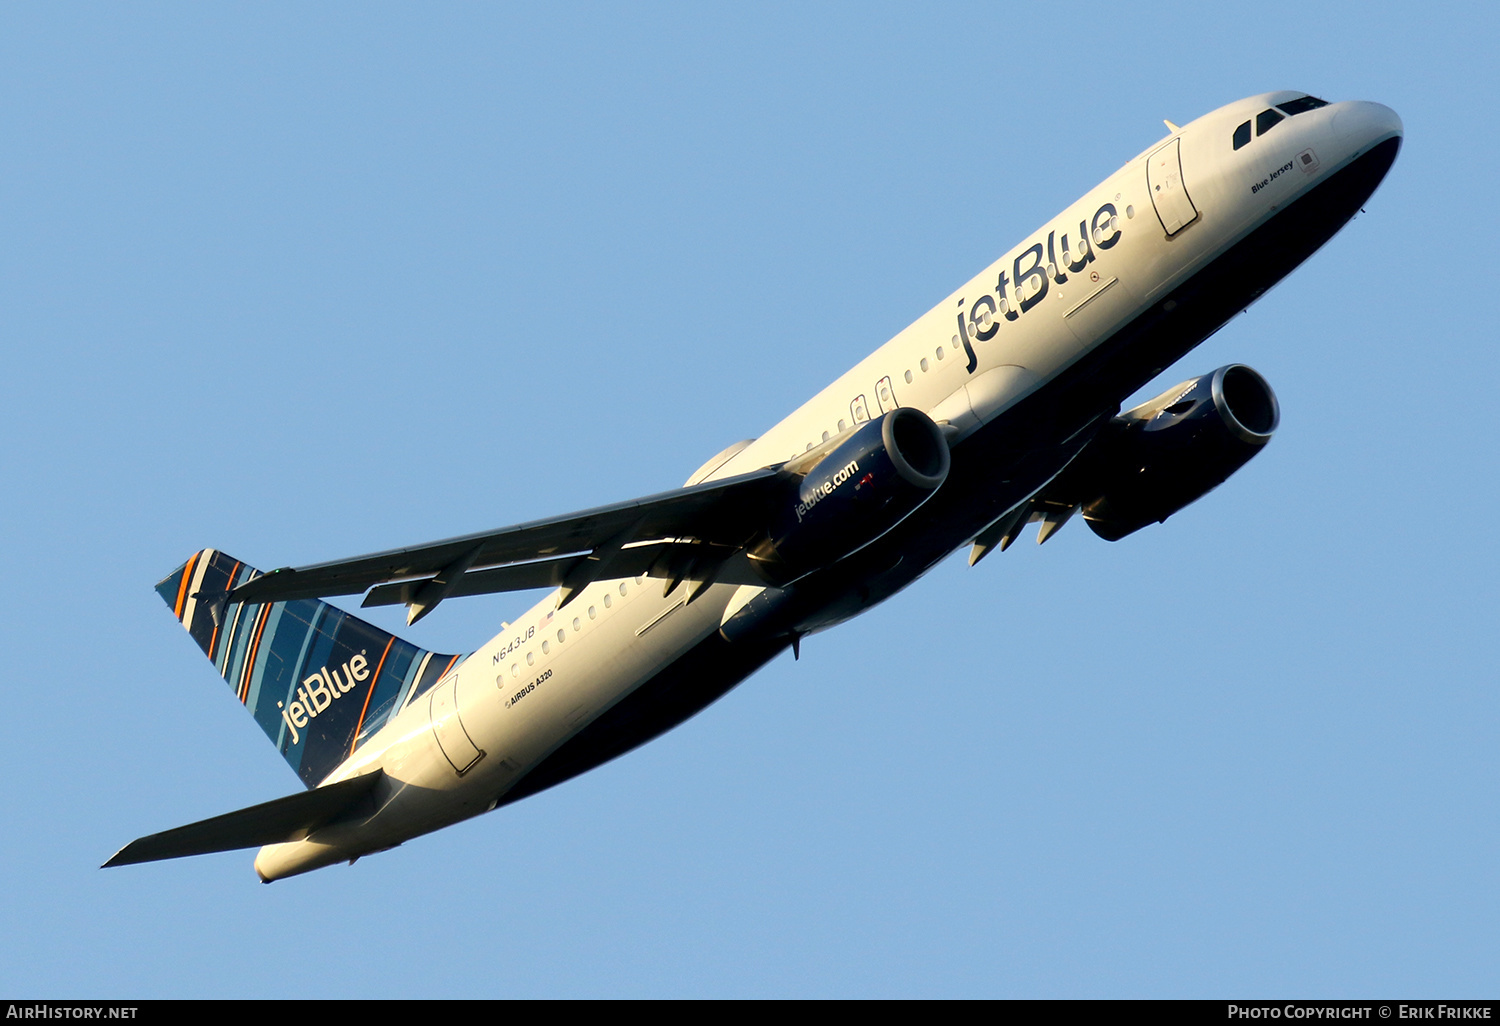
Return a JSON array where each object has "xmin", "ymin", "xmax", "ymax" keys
[
  {"xmin": 429, "ymin": 674, "xmax": 484, "ymax": 775},
  {"xmin": 1147, "ymin": 138, "xmax": 1199, "ymax": 236},
  {"xmin": 850, "ymin": 394, "xmax": 870, "ymax": 423},
  {"xmin": 875, "ymin": 376, "xmax": 898, "ymax": 414}
]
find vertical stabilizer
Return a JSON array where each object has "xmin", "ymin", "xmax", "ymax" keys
[{"xmin": 157, "ymin": 549, "xmax": 462, "ymax": 787}]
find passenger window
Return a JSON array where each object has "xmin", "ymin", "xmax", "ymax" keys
[
  {"xmin": 1256, "ymin": 108, "xmax": 1284, "ymax": 136},
  {"xmin": 603, "ymin": 593, "xmax": 613, "ymax": 608},
  {"xmin": 1233, "ymin": 121, "xmax": 1251, "ymax": 150},
  {"xmin": 903, "ymin": 370, "xmax": 912, "ymax": 384},
  {"xmin": 527, "ymin": 652, "xmax": 535, "ymax": 666}
]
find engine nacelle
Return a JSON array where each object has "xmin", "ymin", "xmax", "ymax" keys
[
  {"xmin": 1063, "ymin": 365, "xmax": 1279, "ymax": 541},
  {"xmin": 749, "ymin": 408, "xmax": 950, "ymax": 585}
]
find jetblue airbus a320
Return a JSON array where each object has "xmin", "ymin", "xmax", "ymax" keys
[{"xmin": 108, "ymin": 92, "xmax": 1401, "ymax": 880}]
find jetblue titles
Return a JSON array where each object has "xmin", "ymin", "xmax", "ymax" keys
[
  {"xmin": 796, "ymin": 460, "xmax": 860, "ymax": 522},
  {"xmin": 278, "ymin": 652, "xmax": 370, "ymax": 746},
  {"xmin": 952, "ymin": 202, "xmax": 1122, "ymax": 372}
]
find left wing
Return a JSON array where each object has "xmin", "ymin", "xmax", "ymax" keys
[{"xmin": 225, "ymin": 467, "xmax": 784, "ymax": 623}]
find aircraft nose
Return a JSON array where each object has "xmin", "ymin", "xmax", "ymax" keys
[{"xmin": 1333, "ymin": 101, "xmax": 1403, "ymax": 148}]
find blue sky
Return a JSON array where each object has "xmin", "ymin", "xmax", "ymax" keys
[{"xmin": 3, "ymin": 2, "xmax": 1497, "ymax": 998}]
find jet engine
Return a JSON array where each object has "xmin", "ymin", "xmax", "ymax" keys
[
  {"xmin": 1056, "ymin": 365, "xmax": 1279, "ymax": 541},
  {"xmin": 748, "ymin": 408, "xmax": 950, "ymax": 584}
]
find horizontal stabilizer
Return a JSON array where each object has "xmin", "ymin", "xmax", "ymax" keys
[{"xmin": 103, "ymin": 771, "xmax": 382, "ymax": 868}]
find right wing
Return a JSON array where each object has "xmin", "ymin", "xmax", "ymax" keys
[{"xmin": 225, "ymin": 466, "xmax": 785, "ymax": 623}]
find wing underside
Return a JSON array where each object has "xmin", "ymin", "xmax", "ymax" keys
[{"xmin": 225, "ymin": 467, "xmax": 785, "ymax": 622}]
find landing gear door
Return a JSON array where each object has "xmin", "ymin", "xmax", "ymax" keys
[{"xmin": 1147, "ymin": 138, "xmax": 1198, "ymax": 236}]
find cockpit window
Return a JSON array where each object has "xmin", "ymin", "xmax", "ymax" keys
[
  {"xmin": 1256, "ymin": 108, "xmax": 1285, "ymax": 136},
  {"xmin": 1276, "ymin": 95, "xmax": 1329, "ymax": 117},
  {"xmin": 1232, "ymin": 120, "xmax": 1252, "ymax": 150}
]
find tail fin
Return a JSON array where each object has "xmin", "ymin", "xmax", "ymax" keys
[{"xmin": 157, "ymin": 549, "xmax": 462, "ymax": 788}]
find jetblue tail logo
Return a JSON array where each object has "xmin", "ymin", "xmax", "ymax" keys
[
  {"xmin": 279, "ymin": 654, "xmax": 372, "ymax": 745},
  {"xmin": 158, "ymin": 549, "xmax": 461, "ymax": 788}
]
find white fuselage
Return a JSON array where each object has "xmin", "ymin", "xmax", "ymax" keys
[{"xmin": 255, "ymin": 93, "xmax": 1401, "ymax": 881}]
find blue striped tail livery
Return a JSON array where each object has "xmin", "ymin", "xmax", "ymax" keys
[{"xmin": 156, "ymin": 549, "xmax": 462, "ymax": 788}]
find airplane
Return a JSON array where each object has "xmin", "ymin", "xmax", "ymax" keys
[{"xmin": 107, "ymin": 91, "xmax": 1401, "ymax": 881}]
